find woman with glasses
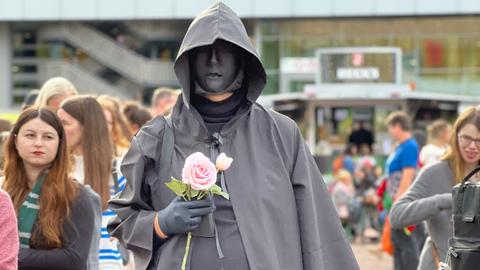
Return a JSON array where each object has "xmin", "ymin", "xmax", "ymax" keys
[{"xmin": 390, "ymin": 106, "xmax": 480, "ymax": 270}]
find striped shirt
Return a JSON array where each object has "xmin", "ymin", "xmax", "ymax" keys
[
  {"xmin": 73, "ymin": 155, "xmax": 126, "ymax": 270},
  {"xmin": 99, "ymin": 174, "xmax": 126, "ymax": 269}
]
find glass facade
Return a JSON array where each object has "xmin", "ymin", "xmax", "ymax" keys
[{"xmin": 259, "ymin": 16, "xmax": 480, "ymax": 96}]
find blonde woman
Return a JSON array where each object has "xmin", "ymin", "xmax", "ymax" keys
[
  {"xmin": 420, "ymin": 120, "xmax": 452, "ymax": 167},
  {"xmin": 391, "ymin": 106, "xmax": 480, "ymax": 270},
  {"xmin": 35, "ymin": 77, "xmax": 78, "ymax": 110}
]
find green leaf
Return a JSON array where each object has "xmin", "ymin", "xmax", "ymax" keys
[
  {"xmin": 190, "ymin": 188, "xmax": 200, "ymax": 199},
  {"xmin": 210, "ymin": 184, "xmax": 230, "ymax": 200},
  {"xmin": 165, "ymin": 178, "xmax": 187, "ymax": 197}
]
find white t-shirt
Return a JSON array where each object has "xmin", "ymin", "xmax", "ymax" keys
[
  {"xmin": 72, "ymin": 155, "xmax": 85, "ymax": 184},
  {"xmin": 420, "ymin": 144, "xmax": 447, "ymax": 167}
]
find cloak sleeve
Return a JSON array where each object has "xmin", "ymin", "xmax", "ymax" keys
[
  {"xmin": 107, "ymin": 135, "xmax": 160, "ymax": 270},
  {"xmin": 290, "ymin": 127, "xmax": 359, "ymax": 270}
]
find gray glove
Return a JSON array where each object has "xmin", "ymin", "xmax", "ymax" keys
[{"xmin": 157, "ymin": 197, "xmax": 215, "ymax": 236}]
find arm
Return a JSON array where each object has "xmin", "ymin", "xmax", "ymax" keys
[
  {"xmin": 390, "ymin": 166, "xmax": 452, "ymax": 229},
  {"xmin": 107, "ymin": 135, "xmax": 162, "ymax": 270},
  {"xmin": 0, "ymin": 190, "xmax": 18, "ymax": 270},
  {"xmin": 19, "ymin": 188, "xmax": 94, "ymax": 270},
  {"xmin": 290, "ymin": 126, "xmax": 359, "ymax": 270}
]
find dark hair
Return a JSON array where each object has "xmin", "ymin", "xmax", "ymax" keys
[
  {"xmin": 123, "ymin": 102, "xmax": 152, "ymax": 130},
  {"xmin": 344, "ymin": 143, "xmax": 357, "ymax": 156},
  {"xmin": 61, "ymin": 96, "xmax": 112, "ymax": 210},
  {"xmin": 385, "ymin": 111, "xmax": 412, "ymax": 131},
  {"xmin": 22, "ymin": 89, "xmax": 40, "ymax": 110},
  {"xmin": 0, "ymin": 119, "xmax": 11, "ymax": 132},
  {"xmin": 3, "ymin": 107, "xmax": 78, "ymax": 248}
]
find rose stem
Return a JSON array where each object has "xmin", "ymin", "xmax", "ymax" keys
[{"xmin": 181, "ymin": 232, "xmax": 192, "ymax": 270}]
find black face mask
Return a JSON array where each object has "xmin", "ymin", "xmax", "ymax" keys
[{"xmin": 190, "ymin": 40, "xmax": 243, "ymax": 95}]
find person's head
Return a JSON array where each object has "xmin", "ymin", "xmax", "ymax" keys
[
  {"xmin": 427, "ymin": 119, "xmax": 452, "ymax": 146},
  {"xmin": 354, "ymin": 169, "xmax": 366, "ymax": 181},
  {"xmin": 336, "ymin": 169, "xmax": 353, "ymax": 186},
  {"xmin": 374, "ymin": 166, "xmax": 383, "ymax": 178},
  {"xmin": 57, "ymin": 96, "xmax": 112, "ymax": 209},
  {"xmin": 122, "ymin": 101, "xmax": 152, "ymax": 134},
  {"xmin": 359, "ymin": 143, "xmax": 371, "ymax": 156},
  {"xmin": 443, "ymin": 106, "xmax": 480, "ymax": 183},
  {"xmin": 345, "ymin": 143, "xmax": 358, "ymax": 156},
  {"xmin": 0, "ymin": 119, "xmax": 11, "ymax": 133},
  {"xmin": 21, "ymin": 89, "xmax": 40, "ymax": 111},
  {"xmin": 97, "ymin": 95, "xmax": 131, "ymax": 156},
  {"xmin": 173, "ymin": 2, "xmax": 266, "ymax": 109},
  {"xmin": 190, "ymin": 39, "xmax": 244, "ymax": 101},
  {"xmin": 385, "ymin": 111, "xmax": 412, "ymax": 141},
  {"xmin": 151, "ymin": 87, "xmax": 179, "ymax": 117},
  {"xmin": 2, "ymin": 107, "xmax": 78, "ymax": 249},
  {"xmin": 35, "ymin": 77, "xmax": 78, "ymax": 111}
]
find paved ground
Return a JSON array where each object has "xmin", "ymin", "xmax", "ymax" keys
[
  {"xmin": 351, "ymin": 243, "xmax": 393, "ymax": 270},
  {"xmin": 126, "ymin": 243, "xmax": 393, "ymax": 269}
]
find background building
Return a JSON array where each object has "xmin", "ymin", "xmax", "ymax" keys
[{"xmin": 1, "ymin": 0, "xmax": 480, "ymax": 109}]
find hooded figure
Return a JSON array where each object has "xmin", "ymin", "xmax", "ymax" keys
[{"xmin": 108, "ymin": 2, "xmax": 359, "ymax": 270}]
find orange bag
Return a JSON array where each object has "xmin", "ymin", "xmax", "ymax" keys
[{"xmin": 381, "ymin": 217, "xmax": 394, "ymax": 255}]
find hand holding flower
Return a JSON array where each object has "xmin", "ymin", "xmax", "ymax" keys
[{"xmin": 164, "ymin": 152, "xmax": 232, "ymax": 270}]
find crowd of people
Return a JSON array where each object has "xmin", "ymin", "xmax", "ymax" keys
[
  {"xmin": 0, "ymin": 76, "xmax": 179, "ymax": 270},
  {"xmin": 2, "ymin": 80, "xmax": 476, "ymax": 270},
  {"xmin": 0, "ymin": 3, "xmax": 364, "ymax": 270},
  {"xmin": 327, "ymin": 108, "xmax": 480, "ymax": 270},
  {"xmin": 2, "ymin": 3, "xmax": 480, "ymax": 270}
]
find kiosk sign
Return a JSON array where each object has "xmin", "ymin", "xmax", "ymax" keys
[{"xmin": 316, "ymin": 47, "xmax": 402, "ymax": 84}]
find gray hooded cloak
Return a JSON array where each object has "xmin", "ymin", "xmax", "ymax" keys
[{"xmin": 108, "ymin": 2, "xmax": 359, "ymax": 270}]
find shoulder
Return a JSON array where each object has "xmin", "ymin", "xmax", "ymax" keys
[
  {"xmin": 399, "ymin": 139, "xmax": 419, "ymax": 154},
  {"xmin": 138, "ymin": 115, "xmax": 167, "ymax": 136},
  {"xmin": 251, "ymin": 103, "xmax": 299, "ymax": 134},
  {"xmin": 405, "ymin": 138, "xmax": 419, "ymax": 149},
  {"xmin": 129, "ymin": 115, "xmax": 167, "ymax": 159},
  {"xmin": 74, "ymin": 185, "xmax": 97, "ymax": 211},
  {"xmin": 417, "ymin": 161, "xmax": 452, "ymax": 183}
]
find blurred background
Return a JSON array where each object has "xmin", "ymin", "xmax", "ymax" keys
[{"xmin": 2, "ymin": 1, "xmax": 480, "ymax": 268}]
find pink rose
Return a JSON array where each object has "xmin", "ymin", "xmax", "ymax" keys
[
  {"xmin": 216, "ymin": 153, "xmax": 233, "ymax": 171},
  {"xmin": 182, "ymin": 152, "xmax": 217, "ymax": 191}
]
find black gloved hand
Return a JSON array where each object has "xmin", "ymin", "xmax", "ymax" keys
[{"xmin": 157, "ymin": 197, "xmax": 215, "ymax": 236}]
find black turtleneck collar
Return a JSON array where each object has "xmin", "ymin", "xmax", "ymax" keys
[{"xmin": 191, "ymin": 88, "xmax": 246, "ymax": 134}]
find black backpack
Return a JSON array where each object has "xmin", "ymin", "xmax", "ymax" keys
[{"xmin": 442, "ymin": 166, "xmax": 480, "ymax": 270}]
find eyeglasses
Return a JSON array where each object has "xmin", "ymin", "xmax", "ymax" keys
[{"xmin": 458, "ymin": 134, "xmax": 480, "ymax": 148}]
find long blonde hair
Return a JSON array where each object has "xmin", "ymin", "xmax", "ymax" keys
[
  {"xmin": 442, "ymin": 106, "xmax": 480, "ymax": 184},
  {"xmin": 35, "ymin": 77, "xmax": 78, "ymax": 107}
]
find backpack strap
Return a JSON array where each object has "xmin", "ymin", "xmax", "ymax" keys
[
  {"xmin": 152, "ymin": 116, "xmax": 174, "ymax": 209},
  {"xmin": 112, "ymin": 159, "xmax": 120, "ymax": 194},
  {"xmin": 159, "ymin": 116, "xmax": 173, "ymax": 181}
]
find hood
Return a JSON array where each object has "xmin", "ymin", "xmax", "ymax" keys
[{"xmin": 174, "ymin": 2, "xmax": 267, "ymax": 109}]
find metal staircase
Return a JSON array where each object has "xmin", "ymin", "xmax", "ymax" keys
[
  {"xmin": 38, "ymin": 23, "xmax": 177, "ymax": 87},
  {"xmin": 38, "ymin": 60, "xmax": 132, "ymax": 99}
]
